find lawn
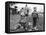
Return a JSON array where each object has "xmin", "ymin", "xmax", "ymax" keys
[{"xmin": 10, "ymin": 14, "xmax": 44, "ymax": 32}]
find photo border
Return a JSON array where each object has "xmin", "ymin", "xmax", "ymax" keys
[{"xmin": 5, "ymin": 1, "xmax": 45, "ymax": 33}]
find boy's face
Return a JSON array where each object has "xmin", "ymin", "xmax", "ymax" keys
[{"xmin": 34, "ymin": 7, "xmax": 37, "ymax": 11}]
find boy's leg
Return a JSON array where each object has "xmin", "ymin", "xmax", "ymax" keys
[
  {"xmin": 33, "ymin": 18, "xmax": 38, "ymax": 30},
  {"xmin": 33, "ymin": 18, "xmax": 36, "ymax": 28}
]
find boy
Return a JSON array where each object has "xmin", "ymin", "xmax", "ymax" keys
[{"xmin": 32, "ymin": 7, "xmax": 39, "ymax": 30}]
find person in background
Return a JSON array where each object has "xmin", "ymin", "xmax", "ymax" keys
[{"xmin": 32, "ymin": 7, "xmax": 39, "ymax": 30}]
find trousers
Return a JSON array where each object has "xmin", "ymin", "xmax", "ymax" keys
[{"xmin": 33, "ymin": 17, "xmax": 37, "ymax": 27}]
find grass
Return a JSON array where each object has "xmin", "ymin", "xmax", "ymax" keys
[{"xmin": 10, "ymin": 14, "xmax": 44, "ymax": 32}]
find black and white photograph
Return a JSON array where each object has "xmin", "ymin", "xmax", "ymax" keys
[{"xmin": 5, "ymin": 1, "xmax": 45, "ymax": 33}]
